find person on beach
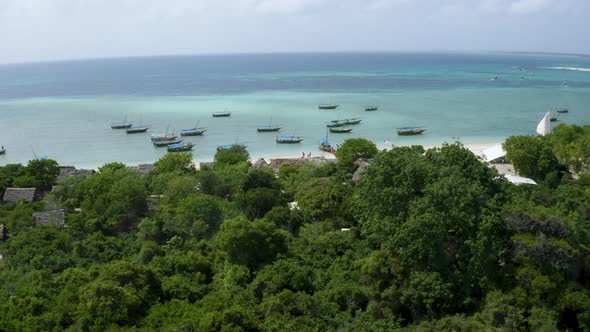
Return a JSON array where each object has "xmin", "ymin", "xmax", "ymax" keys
[{"xmin": 302, "ymin": 152, "xmax": 305, "ymax": 158}]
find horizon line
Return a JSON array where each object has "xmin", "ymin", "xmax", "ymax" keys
[{"xmin": 1, "ymin": 49, "xmax": 589, "ymax": 67}]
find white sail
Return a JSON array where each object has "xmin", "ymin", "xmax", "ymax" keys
[{"xmin": 536, "ymin": 112, "xmax": 551, "ymax": 136}]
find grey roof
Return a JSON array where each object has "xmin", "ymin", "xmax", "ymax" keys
[
  {"xmin": 57, "ymin": 166, "xmax": 95, "ymax": 182},
  {"xmin": 252, "ymin": 158, "xmax": 269, "ymax": 168},
  {"xmin": 269, "ymin": 157, "xmax": 332, "ymax": 171},
  {"xmin": 33, "ymin": 209, "xmax": 65, "ymax": 227},
  {"xmin": 128, "ymin": 163, "xmax": 155, "ymax": 175},
  {"xmin": 352, "ymin": 159, "xmax": 371, "ymax": 182},
  {"xmin": 3, "ymin": 188, "xmax": 38, "ymax": 203}
]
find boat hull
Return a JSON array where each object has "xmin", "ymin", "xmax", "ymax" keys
[
  {"xmin": 167, "ymin": 143, "xmax": 194, "ymax": 152},
  {"xmin": 397, "ymin": 128, "xmax": 426, "ymax": 136},
  {"xmin": 151, "ymin": 135, "xmax": 178, "ymax": 142},
  {"xmin": 257, "ymin": 127, "xmax": 281, "ymax": 132},
  {"xmin": 181, "ymin": 129, "xmax": 207, "ymax": 136},
  {"xmin": 319, "ymin": 144, "xmax": 335, "ymax": 153},
  {"xmin": 364, "ymin": 107, "xmax": 378, "ymax": 111},
  {"xmin": 276, "ymin": 138, "xmax": 303, "ymax": 144},
  {"xmin": 318, "ymin": 105, "xmax": 338, "ymax": 110},
  {"xmin": 0, "ymin": 149, "xmax": 5, "ymax": 155},
  {"xmin": 126, "ymin": 127, "xmax": 149, "ymax": 133},
  {"xmin": 111, "ymin": 123, "xmax": 133, "ymax": 129},
  {"xmin": 154, "ymin": 139, "xmax": 183, "ymax": 147},
  {"xmin": 212, "ymin": 113, "xmax": 231, "ymax": 117},
  {"xmin": 329, "ymin": 128, "xmax": 352, "ymax": 133}
]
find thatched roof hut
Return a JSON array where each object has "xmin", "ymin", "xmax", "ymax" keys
[
  {"xmin": 251, "ymin": 158, "xmax": 269, "ymax": 169},
  {"xmin": 57, "ymin": 166, "xmax": 95, "ymax": 183},
  {"xmin": 33, "ymin": 209, "xmax": 65, "ymax": 228},
  {"xmin": 2, "ymin": 188, "xmax": 39, "ymax": 203},
  {"xmin": 128, "ymin": 164, "xmax": 155, "ymax": 175}
]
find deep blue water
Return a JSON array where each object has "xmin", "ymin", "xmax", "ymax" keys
[{"xmin": 1, "ymin": 52, "xmax": 589, "ymax": 98}]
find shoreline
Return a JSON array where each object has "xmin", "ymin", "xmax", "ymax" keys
[{"xmin": 47, "ymin": 140, "xmax": 502, "ymax": 171}]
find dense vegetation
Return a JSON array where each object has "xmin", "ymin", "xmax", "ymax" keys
[{"xmin": 0, "ymin": 126, "xmax": 589, "ymax": 331}]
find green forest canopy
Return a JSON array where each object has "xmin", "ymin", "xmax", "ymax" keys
[{"xmin": 0, "ymin": 129, "xmax": 589, "ymax": 331}]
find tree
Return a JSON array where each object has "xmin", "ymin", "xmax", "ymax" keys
[
  {"xmin": 214, "ymin": 145, "xmax": 249, "ymax": 166},
  {"xmin": 217, "ymin": 217, "xmax": 288, "ymax": 270},
  {"xmin": 154, "ymin": 152, "xmax": 194, "ymax": 174},
  {"xmin": 74, "ymin": 167, "xmax": 147, "ymax": 234},
  {"xmin": 158, "ymin": 194, "xmax": 223, "ymax": 241},
  {"xmin": 0, "ymin": 164, "xmax": 26, "ymax": 191},
  {"xmin": 236, "ymin": 188, "xmax": 285, "ymax": 220},
  {"xmin": 504, "ymin": 135, "xmax": 559, "ymax": 181},
  {"xmin": 335, "ymin": 138, "xmax": 378, "ymax": 171},
  {"xmin": 21, "ymin": 158, "xmax": 60, "ymax": 189},
  {"xmin": 243, "ymin": 167, "xmax": 279, "ymax": 191},
  {"xmin": 295, "ymin": 177, "xmax": 353, "ymax": 222},
  {"xmin": 549, "ymin": 124, "xmax": 590, "ymax": 173}
]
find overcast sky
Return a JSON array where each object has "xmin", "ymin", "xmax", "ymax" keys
[{"xmin": 0, "ymin": 0, "xmax": 588, "ymax": 64}]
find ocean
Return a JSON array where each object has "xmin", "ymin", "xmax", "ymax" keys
[{"xmin": 0, "ymin": 52, "xmax": 589, "ymax": 168}]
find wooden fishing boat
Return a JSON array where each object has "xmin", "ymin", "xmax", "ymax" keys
[
  {"xmin": 364, "ymin": 106, "xmax": 379, "ymax": 111},
  {"xmin": 329, "ymin": 127, "xmax": 352, "ymax": 133},
  {"xmin": 557, "ymin": 108, "xmax": 569, "ymax": 114},
  {"xmin": 343, "ymin": 118, "xmax": 362, "ymax": 125},
  {"xmin": 276, "ymin": 136, "xmax": 304, "ymax": 144},
  {"xmin": 181, "ymin": 121, "xmax": 207, "ymax": 136},
  {"xmin": 111, "ymin": 122, "xmax": 133, "ymax": 129},
  {"xmin": 397, "ymin": 127, "xmax": 426, "ymax": 136},
  {"xmin": 154, "ymin": 139, "xmax": 183, "ymax": 147},
  {"xmin": 167, "ymin": 141, "xmax": 194, "ymax": 152},
  {"xmin": 0, "ymin": 147, "xmax": 5, "ymax": 155},
  {"xmin": 319, "ymin": 139, "xmax": 336, "ymax": 153},
  {"xmin": 326, "ymin": 121, "xmax": 346, "ymax": 128},
  {"xmin": 212, "ymin": 112, "xmax": 231, "ymax": 117},
  {"xmin": 550, "ymin": 116, "xmax": 558, "ymax": 122},
  {"xmin": 151, "ymin": 134, "xmax": 178, "ymax": 142},
  {"xmin": 111, "ymin": 115, "xmax": 132, "ymax": 129},
  {"xmin": 318, "ymin": 104, "xmax": 338, "ymax": 110},
  {"xmin": 126, "ymin": 125, "xmax": 149, "ymax": 134},
  {"xmin": 257, "ymin": 126, "xmax": 281, "ymax": 132},
  {"xmin": 181, "ymin": 127, "xmax": 207, "ymax": 136},
  {"xmin": 257, "ymin": 117, "xmax": 281, "ymax": 132}
]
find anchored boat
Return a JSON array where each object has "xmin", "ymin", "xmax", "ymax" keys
[
  {"xmin": 319, "ymin": 104, "xmax": 338, "ymax": 110},
  {"xmin": 329, "ymin": 127, "xmax": 352, "ymax": 133},
  {"xmin": 154, "ymin": 139, "xmax": 183, "ymax": 147},
  {"xmin": 257, "ymin": 117, "xmax": 281, "ymax": 132},
  {"xmin": 126, "ymin": 125, "xmax": 149, "ymax": 134},
  {"xmin": 319, "ymin": 139, "xmax": 336, "ymax": 153},
  {"xmin": 167, "ymin": 141, "xmax": 194, "ymax": 152},
  {"xmin": 212, "ymin": 112, "xmax": 231, "ymax": 117},
  {"xmin": 276, "ymin": 135, "xmax": 304, "ymax": 144},
  {"xmin": 397, "ymin": 127, "xmax": 426, "ymax": 136},
  {"xmin": 181, "ymin": 121, "xmax": 207, "ymax": 136},
  {"xmin": 111, "ymin": 116, "xmax": 132, "ymax": 129}
]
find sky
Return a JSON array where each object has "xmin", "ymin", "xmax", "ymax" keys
[{"xmin": 0, "ymin": 0, "xmax": 589, "ymax": 64}]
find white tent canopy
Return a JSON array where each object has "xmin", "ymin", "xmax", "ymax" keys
[
  {"xmin": 482, "ymin": 144, "xmax": 506, "ymax": 163},
  {"xmin": 505, "ymin": 174, "xmax": 537, "ymax": 185}
]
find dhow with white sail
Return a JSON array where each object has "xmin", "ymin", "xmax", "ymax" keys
[{"xmin": 536, "ymin": 112, "xmax": 551, "ymax": 136}]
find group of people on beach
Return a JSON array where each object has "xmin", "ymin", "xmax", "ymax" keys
[{"xmin": 302, "ymin": 152, "xmax": 312, "ymax": 158}]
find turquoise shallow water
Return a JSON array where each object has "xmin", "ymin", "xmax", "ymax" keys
[{"xmin": 0, "ymin": 53, "xmax": 589, "ymax": 167}]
